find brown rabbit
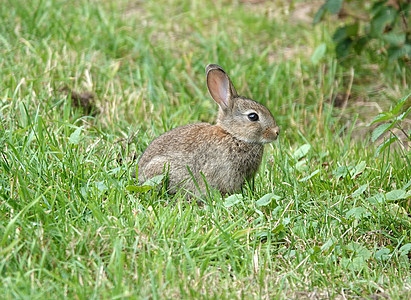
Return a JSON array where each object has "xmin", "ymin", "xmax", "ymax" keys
[{"xmin": 137, "ymin": 64, "xmax": 279, "ymax": 197}]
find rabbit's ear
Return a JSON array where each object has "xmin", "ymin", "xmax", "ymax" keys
[{"xmin": 206, "ymin": 64, "xmax": 238, "ymax": 109}]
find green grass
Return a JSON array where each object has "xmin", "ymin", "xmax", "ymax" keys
[{"xmin": 1, "ymin": 0, "xmax": 410, "ymax": 298}]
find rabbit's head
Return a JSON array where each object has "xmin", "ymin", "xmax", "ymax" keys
[{"xmin": 206, "ymin": 64, "xmax": 279, "ymax": 144}]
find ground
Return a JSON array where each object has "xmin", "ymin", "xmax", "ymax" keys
[{"xmin": 0, "ymin": 0, "xmax": 410, "ymax": 299}]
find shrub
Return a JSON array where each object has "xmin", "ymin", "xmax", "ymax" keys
[{"xmin": 314, "ymin": 0, "xmax": 411, "ymax": 63}]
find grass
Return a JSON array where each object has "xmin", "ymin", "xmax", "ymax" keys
[{"xmin": 0, "ymin": 0, "xmax": 410, "ymax": 298}]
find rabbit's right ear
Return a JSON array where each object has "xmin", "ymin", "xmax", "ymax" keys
[{"xmin": 206, "ymin": 64, "xmax": 238, "ymax": 110}]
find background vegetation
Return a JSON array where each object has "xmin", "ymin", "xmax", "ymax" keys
[
  {"xmin": 314, "ymin": 0, "xmax": 411, "ymax": 62},
  {"xmin": 0, "ymin": 0, "xmax": 410, "ymax": 298}
]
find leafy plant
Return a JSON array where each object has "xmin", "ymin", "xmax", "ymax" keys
[
  {"xmin": 368, "ymin": 92, "xmax": 411, "ymax": 156},
  {"xmin": 314, "ymin": 0, "xmax": 411, "ymax": 62}
]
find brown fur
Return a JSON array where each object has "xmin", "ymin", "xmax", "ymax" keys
[{"xmin": 137, "ymin": 64, "xmax": 279, "ymax": 197}]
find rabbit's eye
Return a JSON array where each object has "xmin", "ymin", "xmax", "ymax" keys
[{"xmin": 248, "ymin": 113, "xmax": 259, "ymax": 122}]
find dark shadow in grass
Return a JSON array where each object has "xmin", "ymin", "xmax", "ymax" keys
[{"xmin": 61, "ymin": 87, "xmax": 97, "ymax": 116}]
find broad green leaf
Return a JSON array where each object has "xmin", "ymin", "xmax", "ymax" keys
[
  {"xmin": 333, "ymin": 166, "xmax": 350, "ymax": 179},
  {"xmin": 313, "ymin": 3, "xmax": 326, "ymax": 24},
  {"xmin": 69, "ymin": 126, "xmax": 83, "ymax": 145},
  {"xmin": 399, "ymin": 104, "xmax": 411, "ymax": 120},
  {"xmin": 299, "ymin": 169, "xmax": 320, "ymax": 182},
  {"xmin": 335, "ymin": 38, "xmax": 353, "ymax": 59},
  {"xmin": 295, "ymin": 160, "xmax": 308, "ymax": 172},
  {"xmin": 352, "ymin": 184, "xmax": 368, "ymax": 197},
  {"xmin": 352, "ymin": 256, "xmax": 368, "ymax": 271},
  {"xmin": 370, "ymin": 1, "xmax": 386, "ymax": 15},
  {"xmin": 95, "ymin": 181, "xmax": 108, "ymax": 192},
  {"xmin": 311, "ymin": 43, "xmax": 327, "ymax": 65},
  {"xmin": 321, "ymin": 237, "xmax": 337, "ymax": 252},
  {"xmin": 372, "ymin": 123, "xmax": 392, "ymax": 142},
  {"xmin": 395, "ymin": 109, "xmax": 411, "ymax": 122},
  {"xmin": 385, "ymin": 189, "xmax": 407, "ymax": 201},
  {"xmin": 292, "ymin": 144, "xmax": 311, "ymax": 160},
  {"xmin": 382, "ymin": 32, "xmax": 406, "ymax": 47},
  {"xmin": 368, "ymin": 112, "xmax": 392, "ymax": 126},
  {"xmin": 49, "ymin": 144, "xmax": 63, "ymax": 160},
  {"xmin": 284, "ymin": 250, "xmax": 296, "ymax": 259},
  {"xmin": 272, "ymin": 206, "xmax": 282, "ymax": 218},
  {"xmin": 143, "ymin": 175, "xmax": 164, "ymax": 187},
  {"xmin": 347, "ymin": 242, "xmax": 372, "ymax": 260},
  {"xmin": 350, "ymin": 161, "xmax": 366, "ymax": 178},
  {"xmin": 366, "ymin": 193, "xmax": 385, "ymax": 205},
  {"xmin": 341, "ymin": 253, "xmax": 369, "ymax": 272},
  {"xmin": 332, "ymin": 26, "xmax": 347, "ymax": 43},
  {"xmin": 326, "ymin": 0, "xmax": 343, "ymax": 14},
  {"xmin": 272, "ymin": 223, "xmax": 285, "ymax": 235},
  {"xmin": 346, "ymin": 207, "xmax": 370, "ymax": 219},
  {"xmin": 391, "ymin": 92, "xmax": 411, "ymax": 115},
  {"xmin": 399, "ymin": 244, "xmax": 411, "ymax": 256},
  {"xmin": 357, "ymin": 247, "xmax": 372, "ymax": 260},
  {"xmin": 387, "ymin": 44, "xmax": 411, "ymax": 61},
  {"xmin": 309, "ymin": 246, "xmax": 322, "ymax": 256},
  {"xmin": 126, "ymin": 185, "xmax": 153, "ymax": 193},
  {"xmin": 282, "ymin": 217, "xmax": 291, "ymax": 226},
  {"xmin": 353, "ymin": 36, "xmax": 369, "ymax": 54},
  {"xmin": 345, "ymin": 23, "xmax": 359, "ymax": 37},
  {"xmin": 256, "ymin": 193, "xmax": 281, "ymax": 207},
  {"xmin": 374, "ymin": 248, "xmax": 391, "ymax": 261},
  {"xmin": 340, "ymin": 257, "xmax": 351, "ymax": 269},
  {"xmin": 224, "ymin": 194, "xmax": 243, "ymax": 207},
  {"xmin": 371, "ymin": 7, "xmax": 396, "ymax": 36}
]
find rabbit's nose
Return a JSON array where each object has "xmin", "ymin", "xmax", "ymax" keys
[
  {"xmin": 273, "ymin": 126, "xmax": 280, "ymax": 138},
  {"xmin": 263, "ymin": 126, "xmax": 280, "ymax": 142}
]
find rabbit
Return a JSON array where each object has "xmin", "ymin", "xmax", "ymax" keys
[{"xmin": 137, "ymin": 64, "xmax": 280, "ymax": 198}]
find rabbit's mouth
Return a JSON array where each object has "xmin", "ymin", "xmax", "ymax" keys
[{"xmin": 261, "ymin": 126, "xmax": 280, "ymax": 143}]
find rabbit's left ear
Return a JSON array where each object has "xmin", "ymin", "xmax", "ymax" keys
[{"xmin": 206, "ymin": 64, "xmax": 238, "ymax": 110}]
